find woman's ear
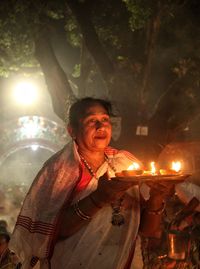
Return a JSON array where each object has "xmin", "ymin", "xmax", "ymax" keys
[{"xmin": 67, "ymin": 124, "xmax": 76, "ymax": 140}]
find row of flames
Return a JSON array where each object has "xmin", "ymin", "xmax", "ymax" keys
[{"xmin": 127, "ymin": 161, "xmax": 182, "ymax": 175}]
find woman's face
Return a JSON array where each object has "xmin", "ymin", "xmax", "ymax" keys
[{"xmin": 74, "ymin": 103, "xmax": 112, "ymax": 153}]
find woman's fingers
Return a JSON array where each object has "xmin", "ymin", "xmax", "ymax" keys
[{"xmin": 95, "ymin": 176, "xmax": 136, "ymax": 204}]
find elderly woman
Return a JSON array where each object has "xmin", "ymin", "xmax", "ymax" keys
[{"xmin": 10, "ymin": 97, "xmax": 174, "ymax": 269}]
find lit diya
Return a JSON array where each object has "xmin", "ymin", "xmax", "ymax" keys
[
  {"xmin": 115, "ymin": 162, "xmax": 143, "ymax": 177},
  {"xmin": 143, "ymin": 161, "xmax": 156, "ymax": 175},
  {"xmin": 159, "ymin": 161, "xmax": 182, "ymax": 175},
  {"xmin": 114, "ymin": 160, "xmax": 189, "ymax": 183}
]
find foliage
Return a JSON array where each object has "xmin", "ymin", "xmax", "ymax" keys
[
  {"xmin": 1, "ymin": 0, "xmax": 200, "ymax": 153},
  {"xmin": 123, "ymin": 0, "xmax": 152, "ymax": 31},
  {"xmin": 0, "ymin": 0, "xmax": 66, "ymax": 76},
  {"xmin": 72, "ymin": 64, "xmax": 81, "ymax": 78},
  {"xmin": 64, "ymin": 13, "xmax": 82, "ymax": 48}
]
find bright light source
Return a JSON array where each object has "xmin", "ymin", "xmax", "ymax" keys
[
  {"xmin": 21, "ymin": 121, "xmax": 39, "ymax": 138},
  {"xmin": 31, "ymin": 144, "xmax": 39, "ymax": 151},
  {"xmin": 171, "ymin": 161, "xmax": 181, "ymax": 172},
  {"xmin": 127, "ymin": 162, "xmax": 140, "ymax": 170},
  {"xmin": 13, "ymin": 82, "xmax": 38, "ymax": 105},
  {"xmin": 150, "ymin": 161, "xmax": 156, "ymax": 174}
]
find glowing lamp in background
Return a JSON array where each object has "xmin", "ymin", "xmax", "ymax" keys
[
  {"xmin": 31, "ymin": 144, "xmax": 39, "ymax": 151},
  {"xmin": 13, "ymin": 82, "xmax": 38, "ymax": 106}
]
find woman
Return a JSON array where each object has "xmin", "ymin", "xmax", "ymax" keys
[{"xmin": 10, "ymin": 97, "xmax": 170, "ymax": 269}]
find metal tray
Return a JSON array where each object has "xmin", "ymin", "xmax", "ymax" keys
[{"xmin": 111, "ymin": 174, "xmax": 191, "ymax": 184}]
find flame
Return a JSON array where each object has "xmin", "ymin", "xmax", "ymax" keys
[
  {"xmin": 150, "ymin": 161, "xmax": 156, "ymax": 174},
  {"xmin": 127, "ymin": 162, "xmax": 140, "ymax": 170},
  {"xmin": 171, "ymin": 161, "xmax": 181, "ymax": 172}
]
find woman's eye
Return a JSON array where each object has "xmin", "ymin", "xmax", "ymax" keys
[
  {"xmin": 102, "ymin": 118, "xmax": 110, "ymax": 123},
  {"xmin": 86, "ymin": 119, "xmax": 96, "ymax": 125},
  {"xmin": 85, "ymin": 117, "xmax": 110, "ymax": 125}
]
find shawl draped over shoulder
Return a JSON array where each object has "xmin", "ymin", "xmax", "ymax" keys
[{"xmin": 10, "ymin": 141, "xmax": 142, "ymax": 269}]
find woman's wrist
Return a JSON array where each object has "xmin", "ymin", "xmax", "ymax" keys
[
  {"xmin": 146, "ymin": 195, "xmax": 164, "ymax": 211},
  {"xmin": 89, "ymin": 194, "xmax": 103, "ymax": 209},
  {"xmin": 72, "ymin": 194, "xmax": 103, "ymax": 222},
  {"xmin": 74, "ymin": 200, "xmax": 92, "ymax": 220},
  {"xmin": 89, "ymin": 192, "xmax": 107, "ymax": 208},
  {"xmin": 145, "ymin": 202, "xmax": 165, "ymax": 215}
]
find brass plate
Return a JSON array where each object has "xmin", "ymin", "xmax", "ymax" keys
[{"xmin": 111, "ymin": 174, "xmax": 191, "ymax": 184}]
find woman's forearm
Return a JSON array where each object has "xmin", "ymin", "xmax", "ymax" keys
[
  {"xmin": 58, "ymin": 193, "xmax": 104, "ymax": 239},
  {"xmin": 139, "ymin": 196, "xmax": 164, "ymax": 238}
]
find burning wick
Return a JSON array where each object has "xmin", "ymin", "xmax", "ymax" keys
[
  {"xmin": 127, "ymin": 162, "xmax": 140, "ymax": 170},
  {"xmin": 150, "ymin": 161, "xmax": 156, "ymax": 175},
  {"xmin": 119, "ymin": 162, "xmax": 143, "ymax": 176},
  {"xmin": 142, "ymin": 162, "xmax": 157, "ymax": 175},
  {"xmin": 171, "ymin": 161, "xmax": 181, "ymax": 172},
  {"xmin": 160, "ymin": 161, "xmax": 182, "ymax": 175}
]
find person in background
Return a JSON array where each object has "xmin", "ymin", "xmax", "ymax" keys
[
  {"xmin": 10, "ymin": 97, "xmax": 181, "ymax": 269},
  {"xmin": 0, "ymin": 222, "xmax": 21, "ymax": 269}
]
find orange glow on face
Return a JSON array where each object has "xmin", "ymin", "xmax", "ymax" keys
[
  {"xmin": 127, "ymin": 162, "xmax": 140, "ymax": 170},
  {"xmin": 171, "ymin": 161, "xmax": 181, "ymax": 172}
]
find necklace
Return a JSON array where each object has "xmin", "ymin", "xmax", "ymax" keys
[
  {"xmin": 79, "ymin": 154, "xmax": 117, "ymax": 179},
  {"xmin": 79, "ymin": 155, "xmax": 99, "ymax": 179},
  {"xmin": 80, "ymin": 153, "xmax": 125, "ymax": 226}
]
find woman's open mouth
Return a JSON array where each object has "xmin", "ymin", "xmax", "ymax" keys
[{"xmin": 94, "ymin": 133, "xmax": 107, "ymax": 139}]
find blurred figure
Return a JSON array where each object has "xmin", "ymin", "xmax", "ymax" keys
[{"xmin": 0, "ymin": 221, "xmax": 21, "ymax": 269}]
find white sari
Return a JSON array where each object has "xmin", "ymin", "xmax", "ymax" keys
[{"xmin": 10, "ymin": 142, "xmax": 142, "ymax": 269}]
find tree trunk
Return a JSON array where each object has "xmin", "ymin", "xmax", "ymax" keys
[
  {"xmin": 34, "ymin": 29, "xmax": 75, "ymax": 121},
  {"xmin": 67, "ymin": 0, "xmax": 114, "ymax": 87}
]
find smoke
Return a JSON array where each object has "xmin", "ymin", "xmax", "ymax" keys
[{"xmin": 0, "ymin": 147, "xmax": 54, "ymax": 230}]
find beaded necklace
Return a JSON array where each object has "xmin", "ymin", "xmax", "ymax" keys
[
  {"xmin": 79, "ymin": 153, "xmax": 124, "ymax": 226},
  {"xmin": 79, "ymin": 154, "xmax": 117, "ymax": 179}
]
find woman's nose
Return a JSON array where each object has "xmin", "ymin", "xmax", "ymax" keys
[{"xmin": 95, "ymin": 120, "xmax": 104, "ymax": 129}]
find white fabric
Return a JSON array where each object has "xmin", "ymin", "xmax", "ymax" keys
[
  {"xmin": 175, "ymin": 181, "xmax": 200, "ymax": 211},
  {"xmin": 51, "ymin": 147, "xmax": 141, "ymax": 269},
  {"xmin": 10, "ymin": 142, "xmax": 81, "ymax": 268},
  {"xmin": 130, "ymin": 236, "xmax": 143, "ymax": 269},
  {"xmin": 10, "ymin": 141, "xmax": 142, "ymax": 269}
]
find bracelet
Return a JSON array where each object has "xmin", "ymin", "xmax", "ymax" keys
[
  {"xmin": 89, "ymin": 195, "xmax": 102, "ymax": 209},
  {"xmin": 73, "ymin": 200, "xmax": 92, "ymax": 221},
  {"xmin": 146, "ymin": 202, "xmax": 165, "ymax": 215}
]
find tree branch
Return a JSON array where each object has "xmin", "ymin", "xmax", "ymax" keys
[
  {"xmin": 140, "ymin": 1, "xmax": 165, "ymax": 106},
  {"xmin": 34, "ymin": 29, "xmax": 75, "ymax": 121},
  {"xmin": 66, "ymin": 0, "xmax": 114, "ymax": 83},
  {"xmin": 149, "ymin": 70, "xmax": 200, "ymax": 145}
]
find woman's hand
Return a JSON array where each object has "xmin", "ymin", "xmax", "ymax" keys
[
  {"xmin": 140, "ymin": 182, "xmax": 175, "ymax": 237},
  {"xmin": 91, "ymin": 173, "xmax": 136, "ymax": 207}
]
